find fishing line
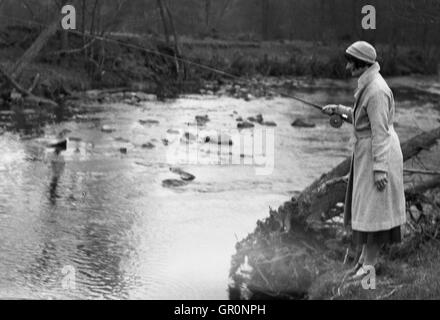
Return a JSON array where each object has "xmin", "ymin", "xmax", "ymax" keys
[{"xmin": 0, "ymin": 14, "xmax": 348, "ymax": 127}]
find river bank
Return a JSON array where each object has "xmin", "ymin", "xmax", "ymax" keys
[{"xmin": 1, "ymin": 26, "xmax": 439, "ymax": 109}]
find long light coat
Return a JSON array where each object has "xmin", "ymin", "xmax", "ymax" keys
[{"xmin": 339, "ymin": 62, "xmax": 406, "ymax": 232}]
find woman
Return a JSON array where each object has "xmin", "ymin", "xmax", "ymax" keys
[{"xmin": 323, "ymin": 41, "xmax": 406, "ymax": 279}]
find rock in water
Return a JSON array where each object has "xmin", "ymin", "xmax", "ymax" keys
[
  {"xmin": 141, "ymin": 142, "xmax": 155, "ymax": 149},
  {"xmin": 237, "ymin": 121, "xmax": 255, "ymax": 129},
  {"xmin": 204, "ymin": 133, "xmax": 233, "ymax": 145},
  {"xmin": 170, "ymin": 167, "xmax": 196, "ymax": 181},
  {"xmin": 247, "ymin": 114, "xmax": 263, "ymax": 123},
  {"xmin": 119, "ymin": 147, "xmax": 127, "ymax": 154},
  {"xmin": 162, "ymin": 179, "xmax": 188, "ymax": 188},
  {"xmin": 139, "ymin": 119, "xmax": 160, "ymax": 125},
  {"xmin": 167, "ymin": 129, "xmax": 180, "ymax": 135},
  {"xmin": 291, "ymin": 118, "xmax": 316, "ymax": 128},
  {"xmin": 261, "ymin": 121, "xmax": 277, "ymax": 127},
  {"xmin": 183, "ymin": 132, "xmax": 197, "ymax": 142},
  {"xmin": 47, "ymin": 139, "xmax": 67, "ymax": 150},
  {"xmin": 101, "ymin": 125, "xmax": 116, "ymax": 133},
  {"xmin": 195, "ymin": 115, "xmax": 210, "ymax": 125},
  {"xmin": 114, "ymin": 137, "xmax": 130, "ymax": 142}
]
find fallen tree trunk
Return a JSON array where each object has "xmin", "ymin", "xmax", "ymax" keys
[
  {"xmin": 0, "ymin": 16, "xmax": 60, "ymax": 109},
  {"xmin": 406, "ymin": 175, "xmax": 440, "ymax": 196},
  {"xmin": 11, "ymin": 18, "xmax": 60, "ymax": 79},
  {"xmin": 292, "ymin": 126, "xmax": 440, "ymax": 223},
  {"xmin": 0, "ymin": 65, "xmax": 58, "ymax": 109}
]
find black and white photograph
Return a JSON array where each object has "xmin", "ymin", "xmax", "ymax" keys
[{"xmin": 0, "ymin": 0, "xmax": 439, "ymax": 304}]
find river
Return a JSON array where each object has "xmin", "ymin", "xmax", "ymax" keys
[{"xmin": 0, "ymin": 78, "xmax": 439, "ymax": 299}]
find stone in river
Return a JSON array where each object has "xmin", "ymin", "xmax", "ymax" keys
[
  {"xmin": 114, "ymin": 137, "xmax": 130, "ymax": 142},
  {"xmin": 162, "ymin": 179, "xmax": 188, "ymax": 188},
  {"xmin": 101, "ymin": 125, "xmax": 116, "ymax": 133},
  {"xmin": 237, "ymin": 121, "xmax": 255, "ymax": 129},
  {"xmin": 236, "ymin": 116, "xmax": 243, "ymax": 122},
  {"xmin": 119, "ymin": 147, "xmax": 127, "ymax": 154},
  {"xmin": 47, "ymin": 139, "xmax": 67, "ymax": 150},
  {"xmin": 141, "ymin": 142, "xmax": 155, "ymax": 149},
  {"xmin": 183, "ymin": 132, "xmax": 197, "ymax": 142},
  {"xmin": 68, "ymin": 136, "xmax": 82, "ymax": 142},
  {"xmin": 247, "ymin": 114, "xmax": 263, "ymax": 124},
  {"xmin": 167, "ymin": 129, "xmax": 180, "ymax": 134},
  {"xmin": 204, "ymin": 133, "xmax": 233, "ymax": 145},
  {"xmin": 195, "ymin": 115, "xmax": 210, "ymax": 125},
  {"xmin": 291, "ymin": 118, "xmax": 316, "ymax": 128},
  {"xmin": 170, "ymin": 167, "xmax": 196, "ymax": 181},
  {"xmin": 244, "ymin": 93, "xmax": 254, "ymax": 101},
  {"xmin": 261, "ymin": 121, "xmax": 277, "ymax": 127},
  {"xmin": 139, "ymin": 119, "xmax": 160, "ymax": 125}
]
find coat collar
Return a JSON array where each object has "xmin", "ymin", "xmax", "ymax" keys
[
  {"xmin": 353, "ymin": 62, "xmax": 380, "ymax": 124},
  {"xmin": 356, "ymin": 62, "xmax": 380, "ymax": 94}
]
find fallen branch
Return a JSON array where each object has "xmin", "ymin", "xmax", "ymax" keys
[
  {"xmin": 0, "ymin": 65, "xmax": 58, "ymax": 108},
  {"xmin": 404, "ymin": 168, "xmax": 440, "ymax": 175},
  {"xmin": 405, "ymin": 176, "xmax": 440, "ymax": 196},
  {"xmin": 28, "ymin": 73, "xmax": 40, "ymax": 93},
  {"xmin": 47, "ymin": 39, "xmax": 96, "ymax": 56}
]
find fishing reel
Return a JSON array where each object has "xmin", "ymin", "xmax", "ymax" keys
[
  {"xmin": 329, "ymin": 114, "xmax": 344, "ymax": 128},
  {"xmin": 329, "ymin": 112, "xmax": 350, "ymax": 128}
]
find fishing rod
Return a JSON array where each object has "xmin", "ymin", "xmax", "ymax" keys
[
  {"xmin": 1, "ymin": 15, "xmax": 348, "ymax": 128},
  {"xmin": 273, "ymin": 90, "xmax": 349, "ymax": 128}
]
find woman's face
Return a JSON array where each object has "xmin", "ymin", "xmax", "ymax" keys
[{"xmin": 346, "ymin": 61, "xmax": 365, "ymax": 77}]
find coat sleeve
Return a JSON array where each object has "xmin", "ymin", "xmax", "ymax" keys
[
  {"xmin": 366, "ymin": 91, "xmax": 391, "ymax": 173},
  {"xmin": 336, "ymin": 105, "xmax": 353, "ymax": 123}
]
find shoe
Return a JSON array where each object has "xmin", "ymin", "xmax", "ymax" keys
[
  {"xmin": 344, "ymin": 262, "xmax": 363, "ymax": 278},
  {"xmin": 349, "ymin": 265, "xmax": 374, "ymax": 282}
]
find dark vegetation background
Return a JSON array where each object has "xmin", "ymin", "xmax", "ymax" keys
[{"xmin": 0, "ymin": 0, "xmax": 439, "ymax": 99}]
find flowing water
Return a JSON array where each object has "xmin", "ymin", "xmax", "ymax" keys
[{"xmin": 0, "ymin": 80, "xmax": 439, "ymax": 299}]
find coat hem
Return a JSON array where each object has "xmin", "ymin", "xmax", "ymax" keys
[{"xmin": 352, "ymin": 218, "xmax": 406, "ymax": 232}]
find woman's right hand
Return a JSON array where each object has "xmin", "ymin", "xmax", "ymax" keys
[{"xmin": 322, "ymin": 104, "xmax": 339, "ymax": 115}]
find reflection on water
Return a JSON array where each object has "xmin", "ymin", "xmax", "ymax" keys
[{"xmin": 1, "ymin": 84, "xmax": 437, "ymax": 299}]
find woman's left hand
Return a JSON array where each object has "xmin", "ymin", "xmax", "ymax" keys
[{"xmin": 374, "ymin": 171, "xmax": 388, "ymax": 191}]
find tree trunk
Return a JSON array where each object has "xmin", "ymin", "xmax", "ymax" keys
[
  {"xmin": 261, "ymin": 0, "xmax": 269, "ymax": 41},
  {"xmin": 164, "ymin": 0, "xmax": 180, "ymax": 56},
  {"xmin": 294, "ymin": 126, "xmax": 440, "ymax": 223},
  {"xmin": 163, "ymin": 0, "xmax": 183, "ymax": 78},
  {"xmin": 11, "ymin": 17, "xmax": 60, "ymax": 79},
  {"xmin": 60, "ymin": 31, "xmax": 69, "ymax": 67},
  {"xmin": 82, "ymin": 0, "xmax": 87, "ymax": 59},
  {"xmin": 0, "ymin": 14, "xmax": 61, "ymax": 108},
  {"xmin": 157, "ymin": 0, "xmax": 171, "ymax": 45},
  {"xmin": 204, "ymin": 0, "xmax": 211, "ymax": 30}
]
